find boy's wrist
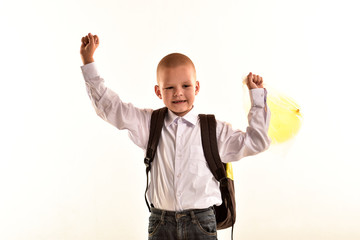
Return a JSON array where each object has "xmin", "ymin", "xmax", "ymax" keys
[{"xmin": 81, "ymin": 56, "xmax": 94, "ymax": 65}]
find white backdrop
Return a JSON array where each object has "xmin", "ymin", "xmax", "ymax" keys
[{"xmin": 1, "ymin": 0, "xmax": 359, "ymax": 239}]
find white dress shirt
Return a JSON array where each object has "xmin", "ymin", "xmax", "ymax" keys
[{"xmin": 81, "ymin": 62, "xmax": 271, "ymax": 211}]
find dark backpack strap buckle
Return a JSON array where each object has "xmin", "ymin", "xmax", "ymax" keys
[
  {"xmin": 144, "ymin": 157, "xmax": 151, "ymax": 168},
  {"xmin": 220, "ymin": 177, "xmax": 228, "ymax": 187}
]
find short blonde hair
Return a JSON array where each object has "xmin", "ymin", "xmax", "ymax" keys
[{"xmin": 156, "ymin": 53, "xmax": 196, "ymax": 82}]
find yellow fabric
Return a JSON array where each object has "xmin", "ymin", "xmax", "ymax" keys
[{"xmin": 226, "ymin": 163, "xmax": 234, "ymax": 180}]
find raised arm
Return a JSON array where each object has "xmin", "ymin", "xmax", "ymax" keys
[
  {"xmin": 217, "ymin": 72, "xmax": 271, "ymax": 162},
  {"xmin": 80, "ymin": 33, "xmax": 151, "ymax": 150}
]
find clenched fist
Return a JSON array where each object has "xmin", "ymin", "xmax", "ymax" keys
[
  {"xmin": 80, "ymin": 33, "xmax": 99, "ymax": 65},
  {"xmin": 246, "ymin": 72, "xmax": 264, "ymax": 89}
]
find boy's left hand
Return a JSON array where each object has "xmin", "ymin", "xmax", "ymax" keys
[{"xmin": 246, "ymin": 72, "xmax": 264, "ymax": 89}]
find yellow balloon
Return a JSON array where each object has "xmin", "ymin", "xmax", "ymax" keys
[
  {"xmin": 267, "ymin": 92, "xmax": 303, "ymax": 144},
  {"xmin": 242, "ymin": 78, "xmax": 303, "ymax": 144}
]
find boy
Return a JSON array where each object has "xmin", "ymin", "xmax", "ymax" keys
[{"xmin": 80, "ymin": 33, "xmax": 270, "ymax": 240}]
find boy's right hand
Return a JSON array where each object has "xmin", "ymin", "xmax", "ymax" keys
[{"xmin": 80, "ymin": 33, "xmax": 99, "ymax": 65}]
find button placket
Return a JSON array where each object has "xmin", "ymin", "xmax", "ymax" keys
[{"xmin": 174, "ymin": 118, "xmax": 184, "ymax": 209}]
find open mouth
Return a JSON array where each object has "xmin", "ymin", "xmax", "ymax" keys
[{"xmin": 172, "ymin": 100, "xmax": 187, "ymax": 104}]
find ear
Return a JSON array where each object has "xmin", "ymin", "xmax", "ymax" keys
[
  {"xmin": 195, "ymin": 81, "xmax": 200, "ymax": 95},
  {"xmin": 154, "ymin": 85, "xmax": 162, "ymax": 99}
]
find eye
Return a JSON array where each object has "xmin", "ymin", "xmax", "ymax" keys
[
  {"xmin": 165, "ymin": 87, "xmax": 173, "ymax": 90},
  {"xmin": 183, "ymin": 85, "xmax": 190, "ymax": 88}
]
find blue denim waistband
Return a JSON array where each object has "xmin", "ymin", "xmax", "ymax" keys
[{"xmin": 150, "ymin": 206, "xmax": 214, "ymax": 218}]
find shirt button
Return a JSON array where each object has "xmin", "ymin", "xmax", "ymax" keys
[{"xmin": 177, "ymin": 174, "xmax": 181, "ymax": 178}]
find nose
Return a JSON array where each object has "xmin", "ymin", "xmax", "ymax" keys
[{"xmin": 173, "ymin": 87, "xmax": 183, "ymax": 97}]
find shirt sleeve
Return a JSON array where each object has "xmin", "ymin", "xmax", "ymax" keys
[
  {"xmin": 217, "ymin": 88, "xmax": 271, "ymax": 163},
  {"xmin": 80, "ymin": 62, "xmax": 152, "ymax": 150}
]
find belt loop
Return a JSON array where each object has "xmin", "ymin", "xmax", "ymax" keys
[
  {"xmin": 190, "ymin": 211, "xmax": 196, "ymax": 224},
  {"xmin": 160, "ymin": 210, "xmax": 166, "ymax": 224}
]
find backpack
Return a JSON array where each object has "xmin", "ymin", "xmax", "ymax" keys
[{"xmin": 144, "ymin": 107, "xmax": 236, "ymax": 231}]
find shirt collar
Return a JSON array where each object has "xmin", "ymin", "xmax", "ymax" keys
[{"xmin": 164, "ymin": 106, "xmax": 198, "ymax": 128}]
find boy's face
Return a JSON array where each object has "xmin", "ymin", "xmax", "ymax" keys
[{"xmin": 155, "ymin": 64, "xmax": 199, "ymax": 117}]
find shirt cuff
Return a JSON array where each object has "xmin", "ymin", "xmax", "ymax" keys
[
  {"xmin": 249, "ymin": 88, "xmax": 267, "ymax": 107},
  {"xmin": 81, "ymin": 62, "xmax": 99, "ymax": 81}
]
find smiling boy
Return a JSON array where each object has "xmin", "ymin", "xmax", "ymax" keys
[
  {"xmin": 80, "ymin": 33, "xmax": 270, "ymax": 240},
  {"xmin": 155, "ymin": 54, "xmax": 199, "ymax": 116}
]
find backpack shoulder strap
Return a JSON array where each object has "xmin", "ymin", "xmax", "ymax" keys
[
  {"xmin": 199, "ymin": 114, "xmax": 236, "ymax": 238},
  {"xmin": 198, "ymin": 114, "xmax": 227, "ymax": 182},
  {"xmin": 145, "ymin": 107, "xmax": 168, "ymax": 166},
  {"xmin": 144, "ymin": 107, "xmax": 167, "ymax": 212}
]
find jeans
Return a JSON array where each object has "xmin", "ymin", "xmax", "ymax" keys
[{"xmin": 148, "ymin": 207, "xmax": 218, "ymax": 240}]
